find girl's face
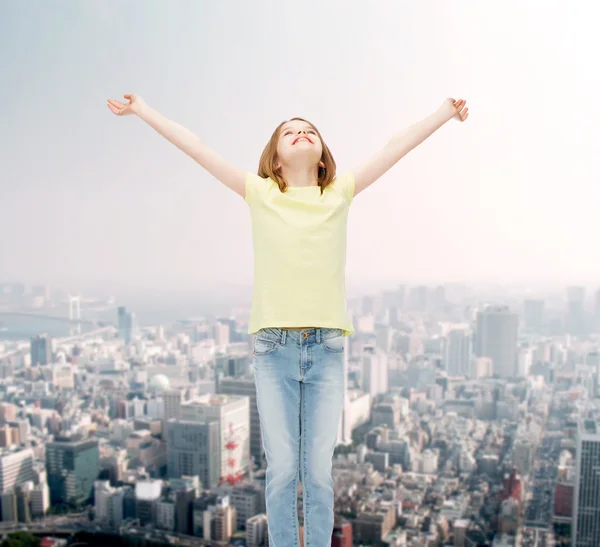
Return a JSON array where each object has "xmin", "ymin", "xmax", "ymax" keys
[{"xmin": 275, "ymin": 120, "xmax": 323, "ymax": 169}]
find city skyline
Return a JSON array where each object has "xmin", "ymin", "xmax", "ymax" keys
[
  {"xmin": 2, "ymin": 2, "xmax": 600, "ymax": 292},
  {"xmin": 1, "ymin": 265, "xmax": 599, "ymax": 544}
]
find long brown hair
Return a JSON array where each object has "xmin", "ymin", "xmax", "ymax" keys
[{"xmin": 257, "ymin": 117, "xmax": 336, "ymax": 195}]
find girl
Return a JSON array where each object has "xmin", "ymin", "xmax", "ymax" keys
[{"xmin": 107, "ymin": 94, "xmax": 469, "ymax": 546}]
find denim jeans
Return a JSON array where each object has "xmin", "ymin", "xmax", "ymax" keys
[{"xmin": 252, "ymin": 327, "xmax": 346, "ymax": 547}]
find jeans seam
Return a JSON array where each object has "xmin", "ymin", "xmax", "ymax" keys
[
  {"xmin": 302, "ymin": 379, "xmax": 309, "ymax": 546},
  {"xmin": 291, "ymin": 378, "xmax": 299, "ymax": 547}
]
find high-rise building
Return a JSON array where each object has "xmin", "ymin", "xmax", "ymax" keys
[
  {"xmin": 554, "ymin": 476, "xmax": 574, "ymax": 523},
  {"xmin": 475, "ymin": 307, "xmax": 518, "ymax": 378},
  {"xmin": 336, "ymin": 334, "xmax": 352, "ymax": 447},
  {"xmin": 163, "ymin": 387, "xmax": 197, "ymax": 422},
  {"xmin": 217, "ymin": 377, "xmax": 261, "ymax": 465},
  {"xmin": 179, "ymin": 394, "xmax": 251, "ymax": 483},
  {"xmin": 214, "ymin": 353, "xmax": 249, "ymax": 378},
  {"xmin": 361, "ymin": 346, "xmax": 388, "ymax": 398},
  {"xmin": 30, "ymin": 335, "xmax": 51, "ymax": 366},
  {"xmin": 567, "ymin": 286, "xmax": 586, "ymax": 335},
  {"xmin": 228, "ymin": 484, "xmax": 261, "ymax": 531},
  {"xmin": 46, "ymin": 435, "xmax": 99, "ymax": 505},
  {"xmin": 0, "ymin": 448, "xmax": 35, "ymax": 493},
  {"xmin": 166, "ymin": 419, "xmax": 220, "ymax": 489},
  {"xmin": 444, "ymin": 329, "xmax": 472, "ymax": 377},
  {"xmin": 170, "ymin": 476, "xmax": 200, "ymax": 535},
  {"xmin": 572, "ymin": 418, "xmax": 600, "ymax": 545},
  {"xmin": 0, "ymin": 403, "xmax": 17, "ymax": 425},
  {"xmin": 135, "ymin": 479, "xmax": 162, "ymax": 526},
  {"xmin": 332, "ymin": 516, "xmax": 353, "ymax": 547},
  {"xmin": 94, "ymin": 480, "xmax": 127, "ymax": 526},
  {"xmin": 117, "ymin": 306, "xmax": 137, "ymax": 344}
]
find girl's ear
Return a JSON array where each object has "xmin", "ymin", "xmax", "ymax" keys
[{"xmin": 318, "ymin": 161, "xmax": 325, "ymax": 168}]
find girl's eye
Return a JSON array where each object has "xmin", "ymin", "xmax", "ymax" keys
[{"xmin": 308, "ymin": 130, "xmax": 316, "ymax": 134}]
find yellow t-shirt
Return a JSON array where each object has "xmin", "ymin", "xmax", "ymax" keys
[{"xmin": 244, "ymin": 171, "xmax": 355, "ymax": 337}]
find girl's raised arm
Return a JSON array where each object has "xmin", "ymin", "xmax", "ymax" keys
[
  {"xmin": 107, "ymin": 94, "xmax": 247, "ymax": 199},
  {"xmin": 352, "ymin": 98, "xmax": 469, "ymax": 198}
]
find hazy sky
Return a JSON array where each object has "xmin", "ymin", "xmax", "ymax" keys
[{"xmin": 1, "ymin": 1, "xmax": 599, "ymax": 296}]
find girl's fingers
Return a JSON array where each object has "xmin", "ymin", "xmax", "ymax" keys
[{"xmin": 106, "ymin": 102, "xmax": 124, "ymax": 115}]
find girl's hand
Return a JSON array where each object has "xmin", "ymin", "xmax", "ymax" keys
[
  {"xmin": 441, "ymin": 98, "xmax": 469, "ymax": 122},
  {"xmin": 107, "ymin": 93, "xmax": 147, "ymax": 117}
]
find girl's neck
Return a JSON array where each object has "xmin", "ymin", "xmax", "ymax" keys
[{"xmin": 280, "ymin": 164, "xmax": 320, "ymax": 187}]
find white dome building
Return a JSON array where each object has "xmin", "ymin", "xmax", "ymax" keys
[{"xmin": 148, "ymin": 374, "xmax": 170, "ymax": 394}]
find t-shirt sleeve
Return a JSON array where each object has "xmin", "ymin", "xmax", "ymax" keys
[
  {"xmin": 244, "ymin": 172, "xmax": 268, "ymax": 205},
  {"xmin": 332, "ymin": 171, "xmax": 356, "ymax": 205}
]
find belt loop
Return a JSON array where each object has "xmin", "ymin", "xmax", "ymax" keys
[
  {"xmin": 281, "ymin": 329, "xmax": 286, "ymax": 344},
  {"xmin": 316, "ymin": 328, "xmax": 321, "ymax": 344}
]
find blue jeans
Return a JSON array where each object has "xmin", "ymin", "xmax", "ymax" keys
[{"xmin": 252, "ymin": 327, "xmax": 346, "ymax": 547}]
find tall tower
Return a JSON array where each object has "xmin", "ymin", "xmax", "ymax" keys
[
  {"xmin": 475, "ymin": 307, "xmax": 518, "ymax": 378},
  {"xmin": 30, "ymin": 334, "xmax": 52, "ymax": 366},
  {"xmin": 68, "ymin": 295, "xmax": 81, "ymax": 335},
  {"xmin": 572, "ymin": 418, "xmax": 600, "ymax": 545},
  {"xmin": 445, "ymin": 329, "xmax": 472, "ymax": 377},
  {"xmin": 567, "ymin": 286, "xmax": 586, "ymax": 335},
  {"xmin": 337, "ymin": 336, "xmax": 352, "ymax": 446}
]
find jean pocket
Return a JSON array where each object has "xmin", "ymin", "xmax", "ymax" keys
[
  {"xmin": 253, "ymin": 337, "xmax": 278, "ymax": 356},
  {"xmin": 323, "ymin": 333, "xmax": 345, "ymax": 353}
]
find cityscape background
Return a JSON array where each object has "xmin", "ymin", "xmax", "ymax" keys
[{"xmin": 1, "ymin": 2, "xmax": 599, "ymax": 547}]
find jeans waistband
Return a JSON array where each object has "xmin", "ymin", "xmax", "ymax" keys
[{"xmin": 255, "ymin": 327, "xmax": 343, "ymax": 344}]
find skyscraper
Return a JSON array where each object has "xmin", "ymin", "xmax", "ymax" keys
[
  {"xmin": 164, "ymin": 387, "xmax": 196, "ymax": 421},
  {"xmin": 445, "ymin": 329, "xmax": 472, "ymax": 377},
  {"xmin": 179, "ymin": 394, "xmax": 251, "ymax": 483},
  {"xmin": 336, "ymin": 334, "xmax": 352, "ymax": 447},
  {"xmin": 361, "ymin": 346, "xmax": 388, "ymax": 398},
  {"xmin": 567, "ymin": 286, "xmax": 586, "ymax": 335},
  {"xmin": 0, "ymin": 448, "xmax": 35, "ymax": 493},
  {"xmin": 217, "ymin": 377, "xmax": 262, "ymax": 465},
  {"xmin": 117, "ymin": 306, "xmax": 137, "ymax": 344},
  {"xmin": 166, "ymin": 419, "xmax": 220, "ymax": 489},
  {"xmin": 46, "ymin": 435, "xmax": 99, "ymax": 505},
  {"xmin": 30, "ymin": 334, "xmax": 51, "ymax": 366},
  {"xmin": 572, "ymin": 418, "xmax": 600, "ymax": 545},
  {"xmin": 475, "ymin": 307, "xmax": 518, "ymax": 378}
]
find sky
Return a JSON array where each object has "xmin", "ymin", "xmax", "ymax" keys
[{"xmin": 1, "ymin": 1, "xmax": 599, "ymax": 299}]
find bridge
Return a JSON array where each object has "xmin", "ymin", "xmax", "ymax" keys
[
  {"xmin": 0, "ymin": 294, "xmax": 117, "ymax": 336},
  {"xmin": 0, "ymin": 311, "xmax": 111, "ymax": 326}
]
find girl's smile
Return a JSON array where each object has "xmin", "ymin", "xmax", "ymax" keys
[{"xmin": 293, "ymin": 135, "xmax": 313, "ymax": 145}]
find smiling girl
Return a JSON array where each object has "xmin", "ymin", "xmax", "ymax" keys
[{"xmin": 107, "ymin": 94, "xmax": 468, "ymax": 546}]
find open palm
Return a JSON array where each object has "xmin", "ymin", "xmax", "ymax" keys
[{"xmin": 107, "ymin": 93, "xmax": 145, "ymax": 116}]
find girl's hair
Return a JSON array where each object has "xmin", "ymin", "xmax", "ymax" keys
[{"xmin": 257, "ymin": 117, "xmax": 336, "ymax": 195}]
